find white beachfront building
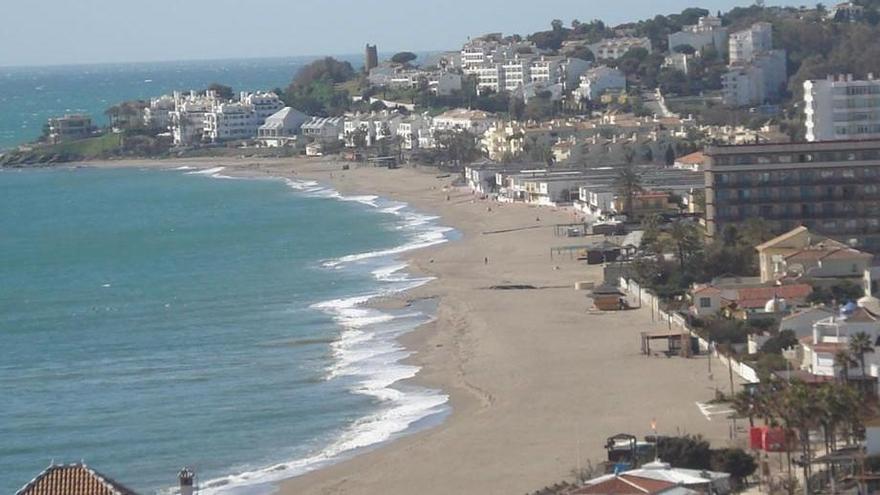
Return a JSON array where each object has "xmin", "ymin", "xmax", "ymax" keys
[
  {"xmin": 203, "ymin": 91, "xmax": 284, "ymax": 143},
  {"xmin": 301, "ymin": 116, "xmax": 343, "ymax": 143},
  {"xmin": 257, "ymin": 107, "xmax": 310, "ymax": 147}
]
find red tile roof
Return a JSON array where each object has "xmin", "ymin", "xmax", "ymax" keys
[
  {"xmin": 675, "ymin": 151, "xmax": 705, "ymax": 165},
  {"xmin": 571, "ymin": 475, "xmax": 678, "ymax": 494},
  {"xmin": 16, "ymin": 464, "xmax": 138, "ymax": 495},
  {"xmin": 736, "ymin": 284, "xmax": 813, "ymax": 305}
]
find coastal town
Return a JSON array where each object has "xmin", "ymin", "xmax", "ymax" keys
[{"xmin": 10, "ymin": 2, "xmax": 880, "ymax": 495}]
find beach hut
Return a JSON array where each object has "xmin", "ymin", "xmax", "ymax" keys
[{"xmin": 592, "ymin": 284, "xmax": 627, "ymax": 311}]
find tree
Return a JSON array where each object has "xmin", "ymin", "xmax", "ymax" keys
[
  {"xmin": 778, "ymin": 382, "xmax": 823, "ymax": 494},
  {"xmin": 613, "ymin": 165, "xmax": 642, "ymax": 217},
  {"xmin": 284, "ymin": 57, "xmax": 356, "ymax": 116},
  {"xmin": 390, "ymin": 52, "xmax": 418, "ymax": 65},
  {"xmin": 669, "ymin": 221, "xmax": 704, "ymax": 272},
  {"xmin": 849, "ymin": 332, "xmax": 875, "ymax": 379},
  {"xmin": 711, "ymin": 448, "xmax": 757, "ymax": 490},
  {"xmin": 435, "ymin": 130, "xmax": 482, "ymax": 168},
  {"xmin": 664, "ymin": 144, "xmax": 676, "ymax": 166},
  {"xmin": 206, "ymin": 83, "xmax": 234, "ymax": 100},
  {"xmin": 655, "ymin": 435, "xmax": 712, "ymax": 470},
  {"xmin": 760, "ymin": 329, "xmax": 798, "ymax": 355},
  {"xmin": 834, "ymin": 349, "xmax": 855, "ymax": 383},
  {"xmin": 508, "ymin": 96, "xmax": 526, "ymax": 121}
]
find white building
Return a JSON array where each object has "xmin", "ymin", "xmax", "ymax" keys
[
  {"xmin": 667, "ymin": 16, "xmax": 728, "ymax": 54},
  {"xmin": 587, "ymin": 37, "xmax": 652, "ymax": 60},
  {"xmin": 721, "ymin": 50, "xmax": 787, "ymax": 106},
  {"xmin": 573, "ymin": 66, "xmax": 626, "ymax": 101},
  {"xmin": 301, "ymin": 116, "xmax": 343, "ymax": 143},
  {"xmin": 257, "ymin": 107, "xmax": 310, "ymax": 147},
  {"xmin": 202, "ymin": 91, "xmax": 284, "ymax": 143},
  {"xmin": 466, "ymin": 55, "xmax": 590, "ymax": 93},
  {"xmin": 801, "ymin": 308, "xmax": 880, "ymax": 383},
  {"xmin": 804, "ymin": 74, "xmax": 880, "ymax": 142},
  {"xmin": 396, "ymin": 114, "xmax": 431, "ymax": 150},
  {"xmin": 663, "ymin": 53, "xmax": 693, "ymax": 74},
  {"xmin": 432, "ymin": 108, "xmax": 497, "ymax": 135},
  {"xmin": 143, "ymin": 95, "xmax": 175, "ymax": 130},
  {"xmin": 171, "ymin": 90, "xmax": 216, "ymax": 145},
  {"xmin": 729, "ymin": 22, "xmax": 773, "ymax": 65},
  {"xmin": 428, "ymin": 72, "xmax": 462, "ymax": 95}
]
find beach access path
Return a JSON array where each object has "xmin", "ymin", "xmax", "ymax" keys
[{"xmin": 87, "ymin": 156, "xmax": 742, "ymax": 495}]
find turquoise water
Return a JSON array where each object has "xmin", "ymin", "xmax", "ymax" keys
[
  {"xmin": 0, "ymin": 167, "xmax": 451, "ymax": 494},
  {"xmin": 0, "ymin": 56, "xmax": 361, "ymax": 151}
]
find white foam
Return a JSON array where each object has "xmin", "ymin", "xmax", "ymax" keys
[
  {"xmin": 172, "ymin": 175, "xmax": 454, "ymax": 495},
  {"xmin": 185, "ymin": 166, "xmax": 225, "ymax": 175},
  {"xmin": 172, "ymin": 165, "xmax": 195, "ymax": 171}
]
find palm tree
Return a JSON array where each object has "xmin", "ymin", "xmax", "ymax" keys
[
  {"xmin": 849, "ymin": 331, "xmax": 874, "ymax": 379},
  {"xmin": 779, "ymin": 382, "xmax": 822, "ymax": 495},
  {"xmin": 613, "ymin": 165, "xmax": 642, "ymax": 218},
  {"xmin": 834, "ymin": 349, "xmax": 855, "ymax": 384}
]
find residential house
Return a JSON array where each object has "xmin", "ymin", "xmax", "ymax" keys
[
  {"xmin": 301, "ymin": 116, "xmax": 343, "ymax": 143},
  {"xmin": 690, "ymin": 281, "xmax": 812, "ymax": 319},
  {"xmin": 15, "ymin": 463, "xmax": 139, "ymax": 495},
  {"xmin": 673, "ymin": 151, "xmax": 705, "ymax": 171},
  {"xmin": 432, "ymin": 108, "xmax": 497, "ymax": 135},
  {"xmin": 46, "ymin": 114, "xmax": 92, "ymax": 144},
  {"xmin": 800, "ymin": 306, "xmax": 880, "ymax": 386},
  {"xmin": 256, "ymin": 107, "xmax": 310, "ymax": 147}
]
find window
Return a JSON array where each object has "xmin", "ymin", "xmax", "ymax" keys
[{"xmin": 700, "ymin": 297, "xmax": 712, "ymax": 308}]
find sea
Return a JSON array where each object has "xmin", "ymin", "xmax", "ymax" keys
[
  {"xmin": 0, "ymin": 55, "xmax": 363, "ymax": 151},
  {"xmin": 0, "ymin": 165, "xmax": 455, "ymax": 494}
]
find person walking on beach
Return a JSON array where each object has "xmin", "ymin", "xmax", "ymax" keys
[{"xmin": 484, "ymin": 256, "xmax": 488, "ymax": 265}]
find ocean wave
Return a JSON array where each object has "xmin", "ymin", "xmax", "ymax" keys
[{"xmin": 185, "ymin": 166, "xmax": 226, "ymax": 175}]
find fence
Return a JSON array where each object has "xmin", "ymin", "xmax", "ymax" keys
[{"xmin": 618, "ymin": 277, "xmax": 761, "ymax": 384}]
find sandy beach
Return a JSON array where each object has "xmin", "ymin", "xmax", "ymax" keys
[{"xmin": 84, "ymin": 156, "xmax": 740, "ymax": 494}]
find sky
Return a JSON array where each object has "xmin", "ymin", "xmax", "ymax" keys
[{"xmin": 1, "ymin": 0, "xmax": 785, "ymax": 67}]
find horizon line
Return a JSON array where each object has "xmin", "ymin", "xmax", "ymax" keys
[{"xmin": 0, "ymin": 48, "xmax": 448, "ymax": 71}]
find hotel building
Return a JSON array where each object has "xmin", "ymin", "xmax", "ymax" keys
[{"xmin": 704, "ymin": 140, "xmax": 880, "ymax": 251}]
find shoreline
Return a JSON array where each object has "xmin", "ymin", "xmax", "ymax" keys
[{"xmin": 74, "ymin": 156, "xmax": 741, "ymax": 495}]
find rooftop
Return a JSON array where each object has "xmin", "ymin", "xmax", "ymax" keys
[{"xmin": 15, "ymin": 464, "xmax": 138, "ymax": 495}]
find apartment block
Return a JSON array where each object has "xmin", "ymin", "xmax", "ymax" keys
[
  {"xmin": 704, "ymin": 140, "xmax": 880, "ymax": 251},
  {"xmin": 587, "ymin": 37, "xmax": 652, "ymax": 60},
  {"xmin": 804, "ymin": 74, "xmax": 880, "ymax": 142},
  {"xmin": 729, "ymin": 22, "xmax": 773, "ymax": 65},
  {"xmin": 668, "ymin": 16, "xmax": 728, "ymax": 54}
]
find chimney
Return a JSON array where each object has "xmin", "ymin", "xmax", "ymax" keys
[{"xmin": 178, "ymin": 468, "xmax": 195, "ymax": 495}]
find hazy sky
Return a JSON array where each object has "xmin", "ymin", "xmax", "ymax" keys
[{"xmin": 2, "ymin": 0, "xmax": 779, "ymax": 67}]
